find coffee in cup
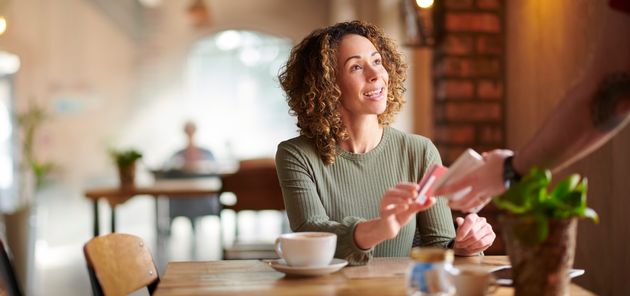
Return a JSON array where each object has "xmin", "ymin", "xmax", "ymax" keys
[
  {"xmin": 448, "ymin": 266, "xmax": 497, "ymax": 296},
  {"xmin": 274, "ymin": 232, "xmax": 336, "ymax": 267}
]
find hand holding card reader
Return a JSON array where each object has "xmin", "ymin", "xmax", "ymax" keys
[{"xmin": 433, "ymin": 149, "xmax": 484, "ymax": 202}]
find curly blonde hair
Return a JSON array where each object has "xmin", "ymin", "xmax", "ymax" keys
[{"xmin": 279, "ymin": 21, "xmax": 407, "ymax": 165}]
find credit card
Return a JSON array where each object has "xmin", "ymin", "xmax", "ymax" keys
[
  {"xmin": 417, "ymin": 164, "xmax": 448, "ymax": 204},
  {"xmin": 433, "ymin": 149, "xmax": 483, "ymax": 200}
]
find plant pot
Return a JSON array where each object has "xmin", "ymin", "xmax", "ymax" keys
[
  {"xmin": 117, "ymin": 162, "xmax": 136, "ymax": 191},
  {"xmin": 500, "ymin": 214, "xmax": 577, "ymax": 296}
]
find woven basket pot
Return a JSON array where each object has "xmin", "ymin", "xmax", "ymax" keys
[{"xmin": 500, "ymin": 214, "xmax": 578, "ymax": 296}]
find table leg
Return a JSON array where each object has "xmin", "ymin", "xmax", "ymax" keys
[
  {"xmin": 155, "ymin": 196, "xmax": 160, "ymax": 235},
  {"xmin": 111, "ymin": 206, "xmax": 116, "ymax": 233},
  {"xmin": 93, "ymin": 200, "xmax": 100, "ymax": 237}
]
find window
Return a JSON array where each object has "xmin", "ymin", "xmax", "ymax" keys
[
  {"xmin": 184, "ymin": 30, "xmax": 296, "ymax": 160},
  {"xmin": 0, "ymin": 51, "xmax": 20, "ymax": 212}
]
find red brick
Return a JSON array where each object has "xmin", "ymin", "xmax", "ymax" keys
[
  {"xmin": 472, "ymin": 58, "xmax": 501, "ymax": 77},
  {"xmin": 478, "ymin": 125, "xmax": 503, "ymax": 144},
  {"xmin": 477, "ymin": 80, "xmax": 503, "ymax": 99},
  {"xmin": 446, "ymin": 12, "xmax": 501, "ymax": 33},
  {"xmin": 434, "ymin": 104, "xmax": 446, "ymax": 122},
  {"xmin": 441, "ymin": 35, "xmax": 474, "ymax": 55},
  {"xmin": 445, "ymin": 0, "xmax": 474, "ymax": 9},
  {"xmin": 437, "ymin": 80, "xmax": 474, "ymax": 99},
  {"xmin": 476, "ymin": 35, "xmax": 503, "ymax": 54},
  {"xmin": 434, "ymin": 125, "xmax": 475, "ymax": 144},
  {"xmin": 445, "ymin": 102, "xmax": 502, "ymax": 121},
  {"xmin": 476, "ymin": 0, "xmax": 501, "ymax": 10},
  {"xmin": 436, "ymin": 57, "xmax": 473, "ymax": 77}
]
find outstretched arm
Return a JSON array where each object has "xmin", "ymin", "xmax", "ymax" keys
[
  {"xmin": 438, "ymin": 5, "xmax": 630, "ymax": 212},
  {"xmin": 516, "ymin": 5, "xmax": 630, "ymax": 174}
]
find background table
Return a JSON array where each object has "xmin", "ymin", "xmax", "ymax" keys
[
  {"xmin": 153, "ymin": 256, "xmax": 594, "ymax": 296},
  {"xmin": 85, "ymin": 178, "xmax": 222, "ymax": 237}
]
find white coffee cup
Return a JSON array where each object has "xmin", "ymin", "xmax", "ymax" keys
[
  {"xmin": 448, "ymin": 266, "xmax": 497, "ymax": 296},
  {"xmin": 274, "ymin": 232, "xmax": 336, "ymax": 267}
]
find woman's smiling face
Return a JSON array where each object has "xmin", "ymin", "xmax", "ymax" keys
[{"xmin": 335, "ymin": 34, "xmax": 389, "ymax": 121}]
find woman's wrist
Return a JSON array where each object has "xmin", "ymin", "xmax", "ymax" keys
[{"xmin": 354, "ymin": 218, "xmax": 393, "ymax": 250}]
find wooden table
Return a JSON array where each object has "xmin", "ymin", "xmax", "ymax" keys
[
  {"xmin": 153, "ymin": 256, "xmax": 593, "ymax": 296},
  {"xmin": 85, "ymin": 178, "xmax": 222, "ymax": 237}
]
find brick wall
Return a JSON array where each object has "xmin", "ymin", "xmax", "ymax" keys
[
  {"xmin": 433, "ymin": 0, "xmax": 505, "ymax": 165},
  {"xmin": 432, "ymin": 0, "xmax": 506, "ymax": 255}
]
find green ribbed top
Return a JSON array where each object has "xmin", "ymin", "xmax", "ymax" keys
[{"xmin": 275, "ymin": 127, "xmax": 455, "ymax": 265}]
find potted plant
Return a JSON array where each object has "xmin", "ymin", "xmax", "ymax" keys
[
  {"xmin": 3, "ymin": 101, "xmax": 56, "ymax": 295},
  {"xmin": 109, "ymin": 148, "xmax": 142, "ymax": 190},
  {"xmin": 495, "ymin": 168, "xmax": 598, "ymax": 296}
]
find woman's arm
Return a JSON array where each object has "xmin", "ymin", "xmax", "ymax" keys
[
  {"xmin": 355, "ymin": 183, "xmax": 436, "ymax": 249},
  {"xmin": 276, "ymin": 141, "xmax": 436, "ymax": 265},
  {"xmin": 276, "ymin": 142, "xmax": 375, "ymax": 265}
]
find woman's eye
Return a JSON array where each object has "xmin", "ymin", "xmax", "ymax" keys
[
  {"xmin": 374, "ymin": 59, "xmax": 382, "ymax": 65},
  {"xmin": 350, "ymin": 65, "xmax": 362, "ymax": 71}
]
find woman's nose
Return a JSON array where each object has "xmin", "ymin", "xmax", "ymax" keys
[{"xmin": 365, "ymin": 65, "xmax": 380, "ymax": 82}]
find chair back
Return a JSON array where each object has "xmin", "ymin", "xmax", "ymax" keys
[
  {"xmin": 0, "ymin": 239, "xmax": 23, "ymax": 296},
  {"xmin": 83, "ymin": 233, "xmax": 159, "ymax": 296},
  {"xmin": 221, "ymin": 158, "xmax": 284, "ymax": 212}
]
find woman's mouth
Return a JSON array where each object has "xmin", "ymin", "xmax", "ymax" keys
[{"xmin": 363, "ymin": 87, "xmax": 385, "ymax": 100}]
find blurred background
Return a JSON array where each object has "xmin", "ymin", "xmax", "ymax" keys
[{"xmin": 0, "ymin": 0, "xmax": 628, "ymax": 295}]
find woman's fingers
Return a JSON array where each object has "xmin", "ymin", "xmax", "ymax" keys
[
  {"xmin": 453, "ymin": 213, "xmax": 496, "ymax": 255},
  {"xmin": 455, "ymin": 214, "xmax": 480, "ymax": 242},
  {"xmin": 381, "ymin": 203, "xmax": 409, "ymax": 217},
  {"xmin": 381, "ymin": 182, "xmax": 438, "ymax": 220},
  {"xmin": 457, "ymin": 222, "xmax": 493, "ymax": 249},
  {"xmin": 409, "ymin": 196, "xmax": 436, "ymax": 211}
]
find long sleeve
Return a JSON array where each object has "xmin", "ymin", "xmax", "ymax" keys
[
  {"xmin": 275, "ymin": 128, "xmax": 456, "ymax": 266},
  {"xmin": 275, "ymin": 142, "xmax": 372, "ymax": 265},
  {"xmin": 415, "ymin": 143, "xmax": 456, "ymax": 248}
]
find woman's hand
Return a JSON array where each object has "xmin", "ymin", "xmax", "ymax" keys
[
  {"xmin": 355, "ymin": 182, "xmax": 436, "ymax": 250},
  {"xmin": 453, "ymin": 213, "xmax": 496, "ymax": 256},
  {"xmin": 379, "ymin": 182, "xmax": 436, "ymax": 239}
]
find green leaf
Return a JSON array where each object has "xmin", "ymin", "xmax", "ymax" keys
[
  {"xmin": 109, "ymin": 148, "xmax": 143, "ymax": 167},
  {"xmin": 494, "ymin": 167, "xmax": 549, "ymax": 213},
  {"xmin": 496, "ymin": 167, "xmax": 598, "ymax": 245},
  {"xmin": 583, "ymin": 208, "xmax": 599, "ymax": 223},
  {"xmin": 550, "ymin": 174, "xmax": 580, "ymax": 202}
]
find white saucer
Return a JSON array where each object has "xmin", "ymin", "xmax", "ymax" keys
[{"xmin": 266, "ymin": 258, "xmax": 348, "ymax": 277}]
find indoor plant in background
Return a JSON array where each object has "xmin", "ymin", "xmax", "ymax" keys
[
  {"xmin": 495, "ymin": 168, "xmax": 598, "ymax": 295},
  {"xmin": 109, "ymin": 148, "xmax": 142, "ymax": 191},
  {"xmin": 4, "ymin": 101, "xmax": 56, "ymax": 295}
]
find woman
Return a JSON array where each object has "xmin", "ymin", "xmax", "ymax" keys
[{"xmin": 276, "ymin": 21, "xmax": 495, "ymax": 265}]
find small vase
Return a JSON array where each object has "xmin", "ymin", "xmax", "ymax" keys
[
  {"xmin": 500, "ymin": 214, "xmax": 577, "ymax": 296},
  {"xmin": 4, "ymin": 204, "xmax": 37, "ymax": 295},
  {"xmin": 117, "ymin": 162, "xmax": 136, "ymax": 191}
]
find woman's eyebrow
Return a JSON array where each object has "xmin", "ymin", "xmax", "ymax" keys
[{"xmin": 343, "ymin": 51, "xmax": 380, "ymax": 66}]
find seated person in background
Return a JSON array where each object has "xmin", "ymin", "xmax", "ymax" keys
[
  {"xmin": 275, "ymin": 21, "xmax": 495, "ymax": 265},
  {"xmin": 168, "ymin": 121, "xmax": 215, "ymax": 173},
  {"xmin": 160, "ymin": 120, "xmax": 220, "ymax": 236}
]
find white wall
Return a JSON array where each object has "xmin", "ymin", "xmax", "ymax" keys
[
  {"xmin": 0, "ymin": 0, "xmax": 140, "ymax": 187},
  {"xmin": 0, "ymin": 0, "xmax": 333, "ymax": 188}
]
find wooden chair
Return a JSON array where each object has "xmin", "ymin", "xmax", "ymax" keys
[
  {"xmin": 222, "ymin": 158, "xmax": 285, "ymax": 212},
  {"xmin": 83, "ymin": 233, "xmax": 159, "ymax": 296},
  {"xmin": 220, "ymin": 158, "xmax": 286, "ymax": 259},
  {"xmin": 0, "ymin": 239, "xmax": 23, "ymax": 296}
]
